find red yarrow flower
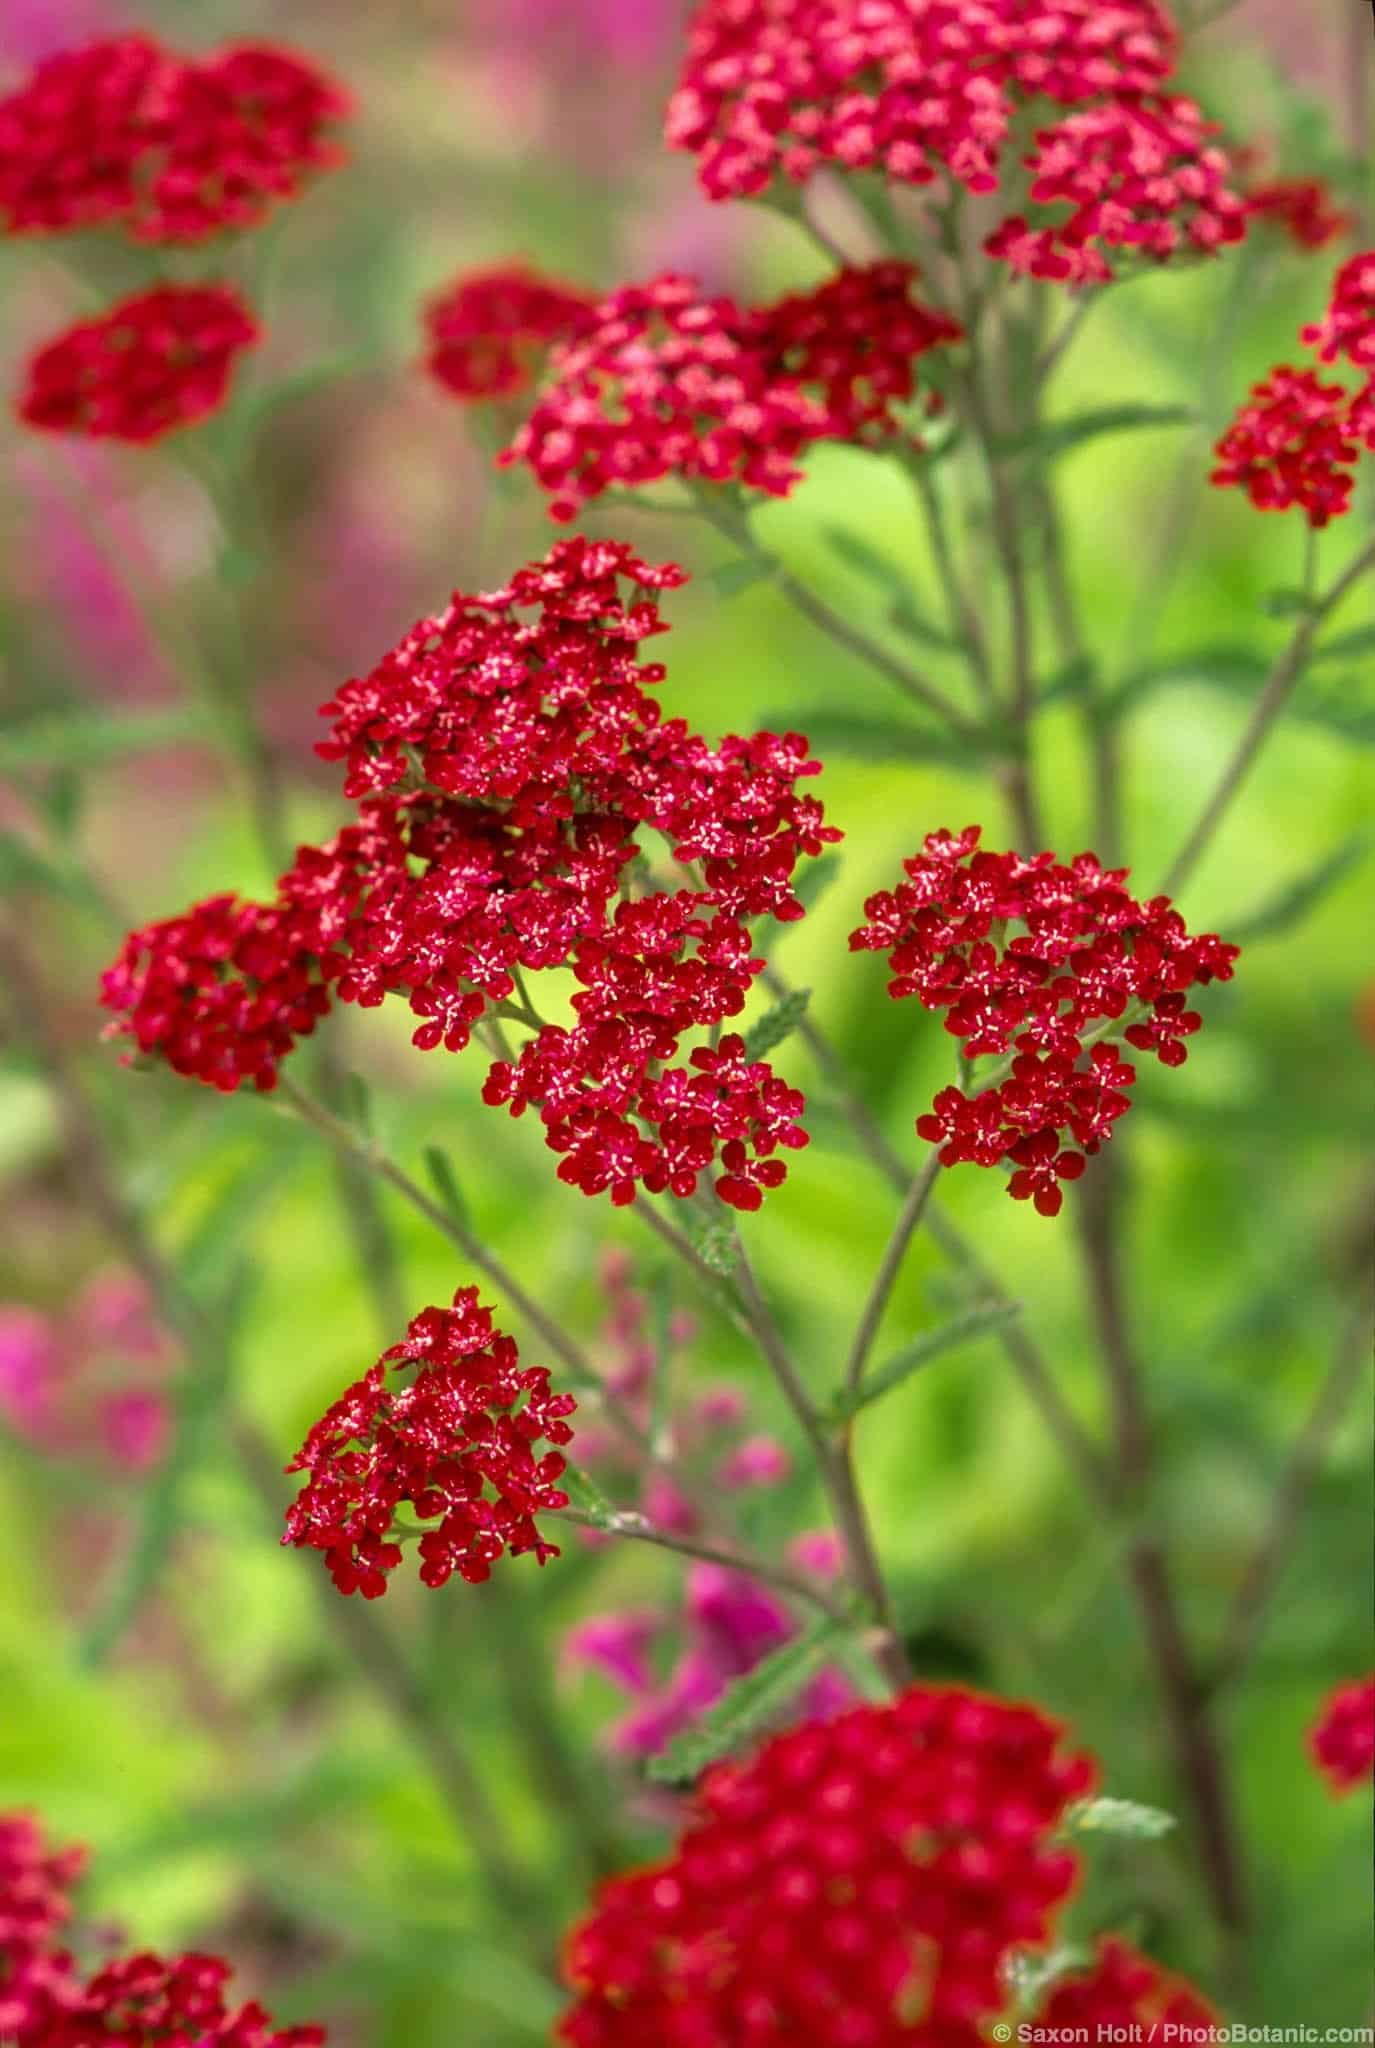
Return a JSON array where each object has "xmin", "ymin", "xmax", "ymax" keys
[
  {"xmin": 558, "ymin": 1683, "xmax": 1096, "ymax": 2045},
  {"xmin": 1213, "ymin": 251, "xmax": 1375, "ymax": 526},
  {"xmin": 667, "ymin": 0, "xmax": 1244, "ymax": 285},
  {"xmin": 850, "ymin": 826, "xmax": 1237, "ymax": 1217},
  {"xmin": 1243, "ymin": 176, "xmax": 1354, "ymax": 251},
  {"xmin": 102, "ymin": 538, "xmax": 834, "ymax": 1211},
  {"xmin": 1308, "ymin": 1674, "xmax": 1375, "ymax": 1794},
  {"xmin": 0, "ymin": 35, "xmax": 347, "ymax": 241},
  {"xmin": 424, "ymin": 263, "xmax": 597, "ymax": 402},
  {"xmin": 1033, "ymin": 1937, "xmax": 1219, "ymax": 2035},
  {"xmin": 0, "ymin": 1814, "xmax": 85, "ymax": 2038},
  {"xmin": 283, "ymin": 1287, "xmax": 576, "ymax": 1598},
  {"xmin": 17, "ymin": 284, "xmax": 259, "ymax": 443},
  {"xmin": 504, "ymin": 264, "xmax": 960, "ymax": 521}
]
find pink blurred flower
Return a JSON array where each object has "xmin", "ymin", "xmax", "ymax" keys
[
  {"xmin": 0, "ymin": 1306, "xmax": 61, "ymax": 1437},
  {"xmin": 717, "ymin": 1434, "xmax": 791, "ymax": 1490},
  {"xmin": 564, "ymin": 1610, "xmax": 663, "ymax": 1695},
  {"xmin": 99, "ymin": 1390, "xmax": 170, "ymax": 1474},
  {"xmin": 788, "ymin": 1528, "xmax": 846, "ymax": 1580}
]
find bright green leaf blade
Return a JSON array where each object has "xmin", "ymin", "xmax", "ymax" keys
[
  {"xmin": 422, "ymin": 1144, "xmax": 471, "ymax": 1231},
  {"xmin": 647, "ymin": 1613, "xmax": 852, "ymax": 1785},
  {"xmin": 839, "ymin": 1301, "xmax": 1023, "ymax": 1419},
  {"xmin": 996, "ymin": 403, "xmax": 1196, "ymax": 463},
  {"xmin": 1225, "ymin": 836, "xmax": 1370, "ymax": 944},
  {"xmin": 1311, "ymin": 622, "xmax": 1375, "ymax": 666},
  {"xmin": 743, "ymin": 987, "xmax": 811, "ymax": 1061},
  {"xmin": 706, "ymin": 557, "xmax": 775, "ymax": 598}
]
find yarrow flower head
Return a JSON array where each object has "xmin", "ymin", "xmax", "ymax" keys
[
  {"xmin": 424, "ymin": 263, "xmax": 597, "ymax": 402},
  {"xmin": 1212, "ymin": 250, "xmax": 1375, "ymax": 527},
  {"xmin": 666, "ymin": 0, "xmax": 1245, "ymax": 284},
  {"xmin": 1242, "ymin": 175, "xmax": 1354, "ymax": 251},
  {"xmin": 102, "ymin": 537, "xmax": 836, "ymax": 1211},
  {"xmin": 504, "ymin": 263, "xmax": 960, "ymax": 521},
  {"xmin": 850, "ymin": 826, "xmax": 1238, "ymax": 1216},
  {"xmin": 17, "ymin": 284, "xmax": 259, "ymax": 443},
  {"xmin": 283, "ymin": 1286, "xmax": 576, "ymax": 1598},
  {"xmin": 1308, "ymin": 1674, "xmax": 1375, "ymax": 1794},
  {"xmin": 1034, "ymin": 1937, "xmax": 1219, "ymax": 2035},
  {"xmin": 1, "ymin": 1810, "xmax": 326, "ymax": 2045},
  {"xmin": 0, "ymin": 34, "xmax": 347, "ymax": 241},
  {"xmin": 558, "ymin": 1683, "xmax": 1097, "ymax": 2044}
]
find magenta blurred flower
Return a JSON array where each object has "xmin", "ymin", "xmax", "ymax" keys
[
  {"xmin": 563, "ymin": 1610, "xmax": 662, "ymax": 1695},
  {"xmin": 0, "ymin": 1305, "xmax": 60, "ymax": 1437},
  {"xmin": 98, "ymin": 1389, "xmax": 170, "ymax": 1473},
  {"xmin": 788, "ymin": 1528, "xmax": 846, "ymax": 1579}
]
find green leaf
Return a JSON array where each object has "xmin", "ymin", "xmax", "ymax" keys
[
  {"xmin": 888, "ymin": 595, "xmax": 960, "ymax": 651},
  {"xmin": 996, "ymin": 403, "xmax": 1195, "ymax": 463},
  {"xmin": 0, "ymin": 708, "xmax": 211, "ymax": 772},
  {"xmin": 1111, "ymin": 647, "xmax": 1375, "ymax": 744},
  {"xmin": 79, "ymin": 1269, "xmax": 247, "ymax": 1668},
  {"xmin": 1259, "ymin": 586, "xmax": 1317, "ymax": 619},
  {"xmin": 343, "ymin": 1070, "xmax": 374, "ymax": 1137},
  {"xmin": 706, "ymin": 556, "xmax": 775, "ymax": 598},
  {"xmin": 794, "ymin": 711, "xmax": 1005, "ymax": 767},
  {"xmin": 820, "ymin": 525, "xmax": 907, "ymax": 594},
  {"xmin": 836, "ymin": 1301, "xmax": 1023, "ymax": 1419},
  {"xmin": 1311, "ymin": 623, "xmax": 1375, "ymax": 666},
  {"xmin": 1225, "ymin": 836, "xmax": 1370, "ymax": 943},
  {"xmin": 692, "ymin": 1218, "xmax": 740, "ymax": 1276},
  {"xmin": 1065, "ymin": 1795, "xmax": 1178, "ymax": 1840},
  {"xmin": 562, "ymin": 1464, "xmax": 621, "ymax": 1528},
  {"xmin": 422, "ymin": 1144, "xmax": 470, "ymax": 1232},
  {"xmin": 791, "ymin": 853, "xmax": 843, "ymax": 916},
  {"xmin": 648, "ymin": 1614, "xmax": 851, "ymax": 1785},
  {"xmin": 1038, "ymin": 653, "xmax": 1098, "ymax": 705},
  {"xmin": 743, "ymin": 988, "xmax": 811, "ymax": 1061}
]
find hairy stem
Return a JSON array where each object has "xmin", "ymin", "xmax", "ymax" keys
[{"xmin": 555, "ymin": 1507, "xmax": 848, "ymax": 1620}]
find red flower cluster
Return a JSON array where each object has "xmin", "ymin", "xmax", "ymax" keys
[
  {"xmin": 559, "ymin": 1684, "xmax": 1096, "ymax": 2045},
  {"xmin": 987, "ymin": 96, "xmax": 1246, "ymax": 286},
  {"xmin": 1308, "ymin": 1674, "xmax": 1375, "ymax": 1794},
  {"xmin": 1037, "ymin": 1938, "xmax": 1218, "ymax": 2035},
  {"xmin": 1243, "ymin": 177, "xmax": 1353, "ymax": 251},
  {"xmin": 17, "ymin": 284, "xmax": 258, "ymax": 443},
  {"xmin": 0, "ymin": 34, "xmax": 347, "ymax": 241},
  {"xmin": 666, "ymin": 0, "xmax": 1244, "ymax": 284},
  {"xmin": 850, "ymin": 827, "xmax": 1238, "ymax": 1216},
  {"xmin": 424, "ymin": 263, "xmax": 597, "ymax": 402},
  {"xmin": 1, "ymin": 1812, "xmax": 324, "ymax": 2046},
  {"xmin": 283, "ymin": 1287, "xmax": 576, "ymax": 1598},
  {"xmin": 504, "ymin": 263, "xmax": 960, "ymax": 521},
  {"xmin": 102, "ymin": 538, "xmax": 832, "ymax": 1210},
  {"xmin": 1213, "ymin": 250, "xmax": 1375, "ymax": 526}
]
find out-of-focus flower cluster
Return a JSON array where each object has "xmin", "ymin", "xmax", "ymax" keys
[
  {"xmin": 1212, "ymin": 249, "xmax": 1375, "ymax": 526},
  {"xmin": 505, "ymin": 261, "xmax": 961, "ymax": 520},
  {"xmin": 666, "ymin": 0, "xmax": 1246, "ymax": 285},
  {"xmin": 564, "ymin": 1251, "xmax": 848, "ymax": 1758},
  {"xmin": 0, "ymin": 34, "xmax": 346, "ymax": 240},
  {"xmin": 1308, "ymin": 1673, "xmax": 1375, "ymax": 1794},
  {"xmin": 102, "ymin": 537, "xmax": 836, "ymax": 1212},
  {"xmin": 851, "ymin": 826, "xmax": 1237, "ymax": 1216},
  {"xmin": 17, "ymin": 284, "xmax": 258, "ymax": 443},
  {"xmin": 283, "ymin": 1286, "xmax": 576, "ymax": 1599},
  {"xmin": 424, "ymin": 264, "xmax": 597, "ymax": 403},
  {"xmin": 0, "ymin": 1271, "xmax": 174, "ymax": 1474},
  {"xmin": 558, "ymin": 1682, "xmax": 1218, "ymax": 2045},
  {"xmin": 0, "ymin": 1811, "xmax": 325, "ymax": 2045},
  {"xmin": 1242, "ymin": 173, "xmax": 1353, "ymax": 251}
]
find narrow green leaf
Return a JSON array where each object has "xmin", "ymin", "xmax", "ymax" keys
[
  {"xmin": 1311, "ymin": 622, "xmax": 1375, "ymax": 665},
  {"xmin": 888, "ymin": 595, "xmax": 959, "ymax": 651},
  {"xmin": 743, "ymin": 988, "xmax": 811, "ymax": 1061},
  {"xmin": 791, "ymin": 853, "xmax": 843, "ymax": 915},
  {"xmin": 1065, "ymin": 1795, "xmax": 1178, "ymax": 1840},
  {"xmin": 1225, "ymin": 836, "xmax": 1370, "ymax": 944},
  {"xmin": 692, "ymin": 1219, "xmax": 740, "ymax": 1276},
  {"xmin": 647, "ymin": 1266, "xmax": 675, "ymax": 1454},
  {"xmin": 996, "ymin": 403, "xmax": 1195, "ymax": 463},
  {"xmin": 838, "ymin": 1301, "xmax": 1023, "ymax": 1419},
  {"xmin": 0, "ymin": 708, "xmax": 211, "ymax": 772},
  {"xmin": 794, "ymin": 711, "xmax": 1005, "ymax": 766},
  {"xmin": 648, "ymin": 1614, "xmax": 851, "ymax": 1785},
  {"xmin": 1259, "ymin": 585, "xmax": 1317, "ymax": 619},
  {"xmin": 563, "ymin": 1464, "xmax": 621, "ymax": 1528},
  {"xmin": 423, "ymin": 1144, "xmax": 470, "ymax": 1231},
  {"xmin": 1038, "ymin": 653, "xmax": 1098, "ymax": 705},
  {"xmin": 1111, "ymin": 647, "xmax": 1375, "ymax": 744},
  {"xmin": 706, "ymin": 556, "xmax": 775, "ymax": 598},
  {"xmin": 343, "ymin": 1069, "xmax": 374, "ymax": 1137},
  {"xmin": 821, "ymin": 525, "xmax": 907, "ymax": 593},
  {"xmin": 80, "ymin": 1270, "xmax": 247, "ymax": 1668}
]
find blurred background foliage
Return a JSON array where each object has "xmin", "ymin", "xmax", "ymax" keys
[{"xmin": 1, "ymin": 1, "xmax": 1372, "ymax": 2042}]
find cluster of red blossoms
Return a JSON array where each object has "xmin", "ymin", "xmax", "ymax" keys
[
  {"xmin": 0, "ymin": 1812, "xmax": 324, "ymax": 2046},
  {"xmin": 0, "ymin": 34, "xmax": 346, "ymax": 241},
  {"xmin": 282, "ymin": 1287, "xmax": 575, "ymax": 1599},
  {"xmin": 17, "ymin": 285, "xmax": 258, "ymax": 443},
  {"xmin": 1242, "ymin": 176, "xmax": 1353, "ymax": 252},
  {"xmin": 1308, "ymin": 1674, "xmax": 1375, "ymax": 1795},
  {"xmin": 1212, "ymin": 249, "xmax": 1375, "ymax": 527},
  {"xmin": 850, "ymin": 827, "xmax": 1238, "ymax": 1216},
  {"xmin": 101, "ymin": 538, "xmax": 834, "ymax": 1211},
  {"xmin": 666, "ymin": 0, "xmax": 1246, "ymax": 285},
  {"xmin": 505, "ymin": 262, "xmax": 961, "ymax": 520},
  {"xmin": 558, "ymin": 1683, "xmax": 1215, "ymax": 2046},
  {"xmin": 424, "ymin": 264, "xmax": 597, "ymax": 402}
]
